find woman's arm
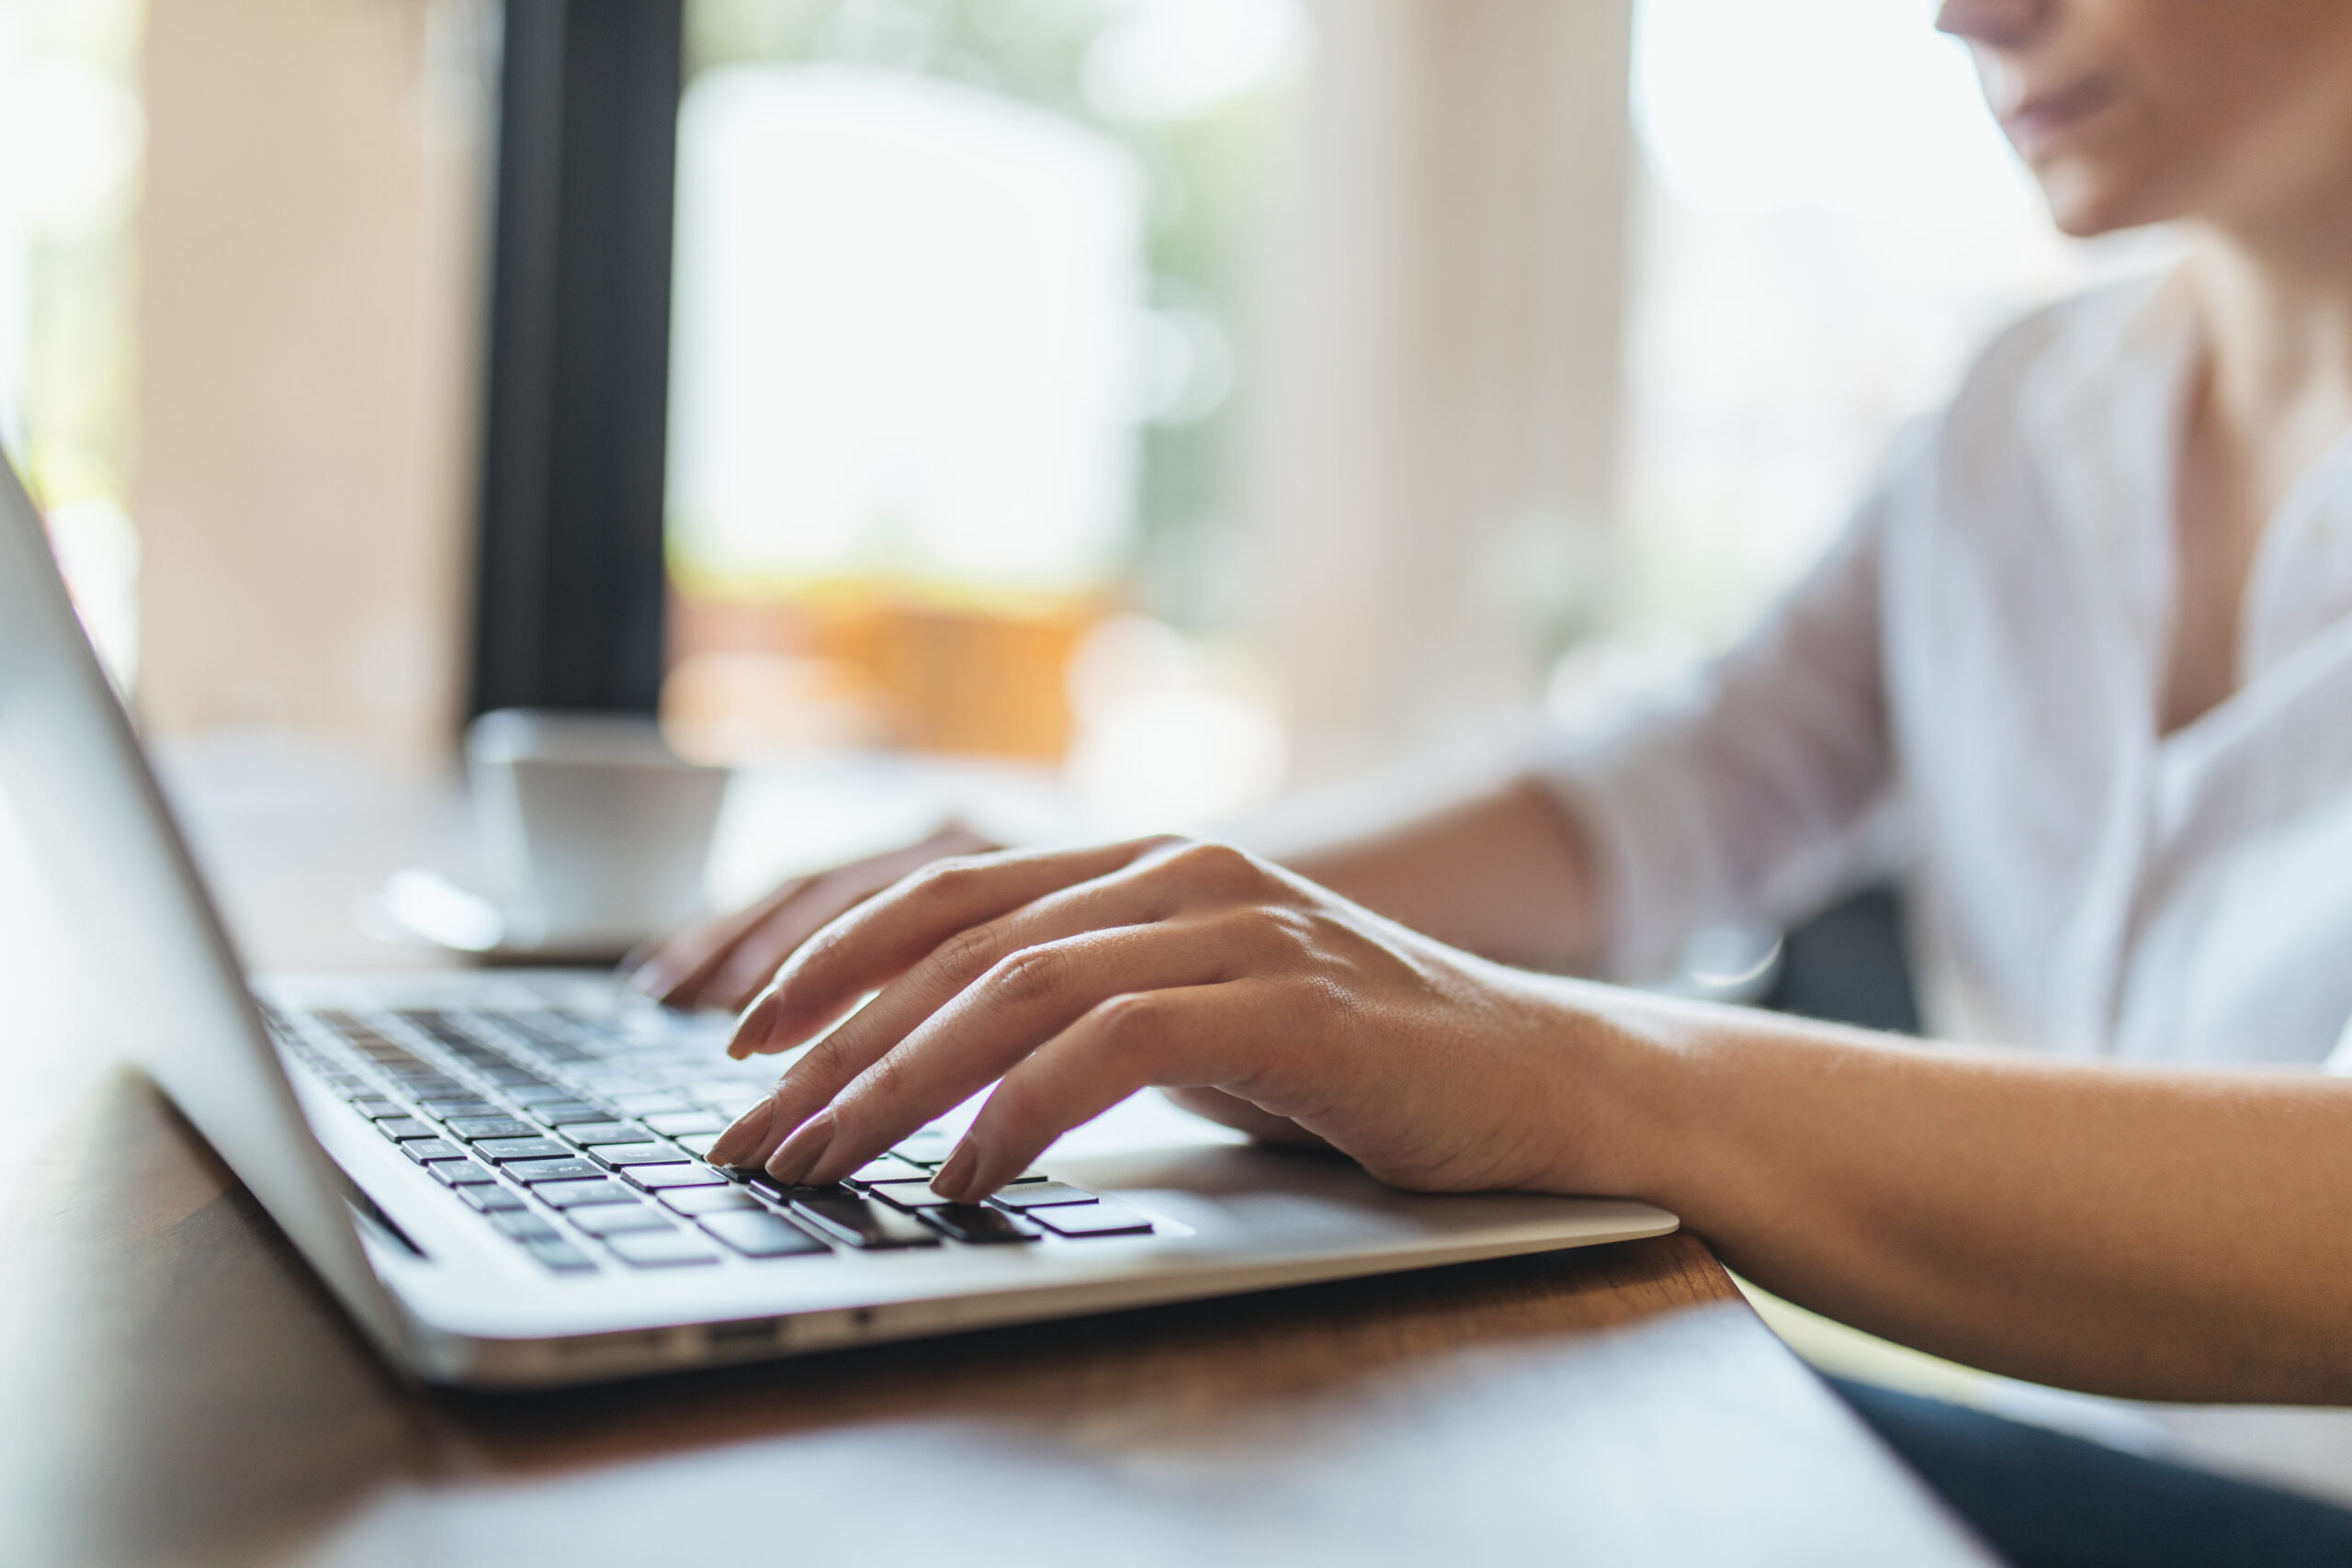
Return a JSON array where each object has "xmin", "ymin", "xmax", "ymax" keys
[
  {"xmin": 634, "ymin": 778, "xmax": 1606, "ymax": 1010},
  {"xmin": 702, "ymin": 835, "xmax": 2352, "ymax": 1406},
  {"xmin": 1566, "ymin": 988, "xmax": 2352, "ymax": 1404},
  {"xmin": 1277, "ymin": 777, "xmax": 1604, "ymax": 975}
]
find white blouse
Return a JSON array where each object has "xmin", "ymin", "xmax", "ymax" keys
[{"xmin": 1545, "ymin": 269, "xmax": 2352, "ymax": 1068}]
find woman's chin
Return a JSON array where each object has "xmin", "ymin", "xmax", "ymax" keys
[{"xmin": 2035, "ymin": 166, "xmax": 2154, "ymax": 240}]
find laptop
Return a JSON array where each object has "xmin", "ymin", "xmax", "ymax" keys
[{"xmin": 0, "ymin": 444, "xmax": 1678, "ymax": 1388}]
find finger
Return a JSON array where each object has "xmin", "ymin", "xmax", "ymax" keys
[
  {"xmin": 623, "ymin": 823, "xmax": 991, "ymax": 1010},
  {"xmin": 712, "ymin": 897, "xmax": 1235, "ymax": 1174},
  {"xmin": 737, "ymin": 835, "xmax": 1201, "ymax": 1092},
  {"xmin": 931, "ymin": 981, "xmax": 1271, "ymax": 1201},
  {"xmin": 728, "ymin": 835, "xmax": 1181, "ymax": 1059},
  {"xmin": 779, "ymin": 917, "xmax": 1252, "ymax": 1184},
  {"xmin": 698, "ymin": 825, "xmax": 996, "ymax": 1012},
  {"xmin": 624, "ymin": 873, "xmax": 818, "ymax": 1008},
  {"xmin": 706, "ymin": 865, "xmax": 1155, "ymax": 1170}
]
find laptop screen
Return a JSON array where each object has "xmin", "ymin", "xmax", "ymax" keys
[{"xmin": 0, "ymin": 443, "xmax": 402, "ymax": 1354}]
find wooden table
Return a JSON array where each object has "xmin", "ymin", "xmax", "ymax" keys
[{"xmin": 0, "ymin": 748, "xmax": 1996, "ymax": 1567}]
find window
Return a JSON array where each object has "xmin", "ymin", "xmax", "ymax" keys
[
  {"xmin": 0, "ymin": 0, "xmax": 142, "ymax": 686},
  {"xmin": 661, "ymin": 0, "xmax": 1304, "ymax": 822}
]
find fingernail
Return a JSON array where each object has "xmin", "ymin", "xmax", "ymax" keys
[
  {"xmin": 728, "ymin": 990, "xmax": 778, "ymax": 1059},
  {"xmin": 706, "ymin": 1097, "xmax": 775, "ymax": 1169},
  {"xmin": 932, "ymin": 1139, "xmax": 980, "ymax": 1203},
  {"xmin": 764, "ymin": 1108, "xmax": 837, "ymax": 1185}
]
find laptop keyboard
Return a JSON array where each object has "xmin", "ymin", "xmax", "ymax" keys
[{"xmin": 265, "ymin": 1004, "xmax": 1153, "ymax": 1275}]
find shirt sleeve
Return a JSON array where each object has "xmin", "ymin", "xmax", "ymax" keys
[{"xmin": 1536, "ymin": 473, "xmax": 1904, "ymax": 983}]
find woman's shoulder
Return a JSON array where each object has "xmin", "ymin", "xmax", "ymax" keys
[
  {"xmin": 1940, "ymin": 269, "xmax": 2183, "ymax": 438},
  {"xmin": 1869, "ymin": 270, "xmax": 2185, "ymax": 553}
]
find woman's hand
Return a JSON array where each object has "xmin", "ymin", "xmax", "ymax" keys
[
  {"xmin": 626, "ymin": 824, "xmax": 997, "ymax": 1012},
  {"xmin": 702, "ymin": 836, "xmax": 1601, "ymax": 1202}
]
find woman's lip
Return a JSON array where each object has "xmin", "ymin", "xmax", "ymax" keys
[{"xmin": 2002, "ymin": 76, "xmax": 2114, "ymax": 151}]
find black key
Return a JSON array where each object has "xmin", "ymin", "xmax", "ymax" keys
[
  {"xmin": 443, "ymin": 1117, "xmax": 539, "ymax": 1143},
  {"xmin": 523, "ymin": 1237, "xmax": 598, "ymax": 1272},
  {"xmin": 384, "ymin": 1071, "xmax": 466, "ymax": 1094},
  {"xmin": 586, "ymin": 1142, "xmax": 687, "ymax": 1168},
  {"xmin": 889, "ymin": 1127, "xmax": 956, "ymax": 1167},
  {"xmin": 400, "ymin": 1138, "xmax": 464, "ymax": 1165},
  {"xmin": 645, "ymin": 1110, "xmax": 724, "ymax": 1136},
  {"xmin": 988, "ymin": 1181, "xmax": 1098, "ymax": 1211},
  {"xmin": 743, "ymin": 1175, "xmax": 847, "ymax": 1204},
  {"xmin": 659, "ymin": 1187, "xmax": 764, "ymax": 1217},
  {"xmin": 612, "ymin": 1091, "xmax": 697, "ymax": 1114},
  {"xmin": 503, "ymin": 1082, "xmax": 577, "ymax": 1105},
  {"xmin": 788, "ymin": 1193, "xmax": 941, "ymax": 1250},
  {"xmin": 848, "ymin": 1155, "xmax": 928, "ymax": 1185},
  {"xmin": 700, "ymin": 1211, "xmax": 829, "ymax": 1258},
  {"xmin": 506, "ymin": 1157, "xmax": 608, "ymax": 1184},
  {"xmin": 605, "ymin": 1231, "xmax": 722, "ymax": 1268},
  {"xmin": 533, "ymin": 1102, "xmax": 616, "ymax": 1126},
  {"xmin": 566, "ymin": 1204, "xmax": 677, "ymax": 1237},
  {"xmin": 458, "ymin": 1185, "xmax": 526, "ymax": 1213},
  {"xmin": 673, "ymin": 1133, "xmax": 721, "ymax": 1158},
  {"xmin": 922, "ymin": 1204, "xmax": 1039, "ymax": 1245},
  {"xmin": 533, "ymin": 1178, "xmax": 636, "ymax": 1209},
  {"xmin": 624, "ymin": 1164, "xmax": 728, "ymax": 1192},
  {"xmin": 348, "ymin": 1097, "xmax": 405, "ymax": 1119},
  {"xmin": 420, "ymin": 1098, "xmax": 503, "ymax": 1120},
  {"xmin": 374, "ymin": 1117, "xmax": 436, "ymax": 1142},
  {"xmin": 552, "ymin": 1121, "xmax": 644, "ymax": 1145},
  {"xmin": 474, "ymin": 1138, "xmax": 576, "ymax": 1163},
  {"xmin": 489, "ymin": 1210, "xmax": 560, "ymax": 1243},
  {"xmin": 865, "ymin": 1179, "xmax": 951, "ymax": 1212},
  {"xmin": 428, "ymin": 1159, "xmax": 498, "ymax": 1187},
  {"xmin": 1028, "ymin": 1202, "xmax": 1154, "ymax": 1238}
]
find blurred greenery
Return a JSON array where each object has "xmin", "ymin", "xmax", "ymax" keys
[
  {"xmin": 6, "ymin": 0, "xmax": 143, "ymax": 511},
  {"xmin": 683, "ymin": 0, "xmax": 1298, "ymax": 630},
  {"xmin": 26, "ymin": 216, "xmax": 139, "ymax": 508}
]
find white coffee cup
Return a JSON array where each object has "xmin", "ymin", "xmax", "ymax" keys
[{"xmin": 464, "ymin": 708, "xmax": 730, "ymax": 956}]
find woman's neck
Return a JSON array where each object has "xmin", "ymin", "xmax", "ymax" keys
[
  {"xmin": 2185, "ymin": 225, "xmax": 2352, "ymax": 478},
  {"xmin": 2155, "ymin": 220, "xmax": 2352, "ymax": 735}
]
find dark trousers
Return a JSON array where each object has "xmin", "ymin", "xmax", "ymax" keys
[{"xmin": 1831, "ymin": 1377, "xmax": 2352, "ymax": 1566}]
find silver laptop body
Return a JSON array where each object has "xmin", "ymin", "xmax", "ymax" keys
[{"xmin": 0, "ymin": 445, "xmax": 1677, "ymax": 1388}]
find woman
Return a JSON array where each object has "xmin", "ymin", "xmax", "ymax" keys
[
  {"xmin": 664, "ymin": 2, "xmax": 2352, "ymax": 1553},
  {"xmin": 651, "ymin": 0, "xmax": 2352, "ymax": 1065}
]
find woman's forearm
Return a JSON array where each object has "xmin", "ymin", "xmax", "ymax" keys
[
  {"xmin": 1279, "ymin": 778, "xmax": 1605, "ymax": 975},
  {"xmin": 1557, "ymin": 986, "xmax": 2352, "ymax": 1403}
]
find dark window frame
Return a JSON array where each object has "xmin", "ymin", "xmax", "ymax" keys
[{"xmin": 469, "ymin": 0, "xmax": 684, "ymax": 718}]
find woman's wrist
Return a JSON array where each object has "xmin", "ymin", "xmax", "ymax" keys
[{"xmin": 1502, "ymin": 972, "xmax": 1695, "ymax": 1201}]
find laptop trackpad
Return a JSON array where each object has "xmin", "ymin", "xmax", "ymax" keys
[{"xmin": 1051, "ymin": 1143, "xmax": 1652, "ymax": 1251}]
